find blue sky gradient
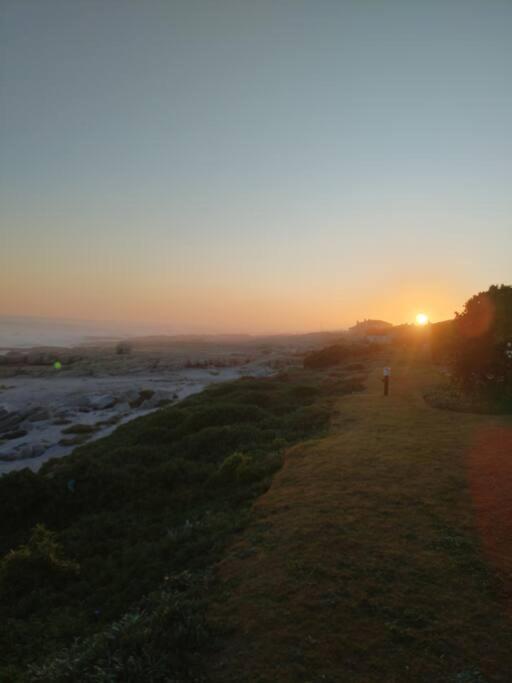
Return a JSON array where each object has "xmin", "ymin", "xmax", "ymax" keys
[{"xmin": 2, "ymin": 0, "xmax": 511, "ymax": 332}]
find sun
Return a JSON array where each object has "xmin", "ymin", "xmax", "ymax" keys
[{"xmin": 415, "ymin": 313, "xmax": 429, "ymax": 326}]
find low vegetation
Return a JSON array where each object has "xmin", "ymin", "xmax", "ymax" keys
[
  {"xmin": 61, "ymin": 424, "xmax": 98, "ymax": 435},
  {"xmin": 0, "ymin": 367, "xmax": 355, "ymax": 681},
  {"xmin": 303, "ymin": 342, "xmax": 379, "ymax": 370}
]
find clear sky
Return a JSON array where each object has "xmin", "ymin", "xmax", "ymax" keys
[{"xmin": 1, "ymin": 0, "xmax": 511, "ymax": 333}]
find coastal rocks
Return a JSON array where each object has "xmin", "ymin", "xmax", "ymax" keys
[
  {"xmin": 0, "ymin": 410, "xmax": 24, "ymax": 433},
  {"xmin": 73, "ymin": 395, "xmax": 91, "ymax": 409},
  {"xmin": 0, "ymin": 443, "xmax": 47, "ymax": 462},
  {"xmin": 114, "ymin": 401, "xmax": 131, "ymax": 415},
  {"xmin": 0, "ymin": 350, "xmax": 82, "ymax": 367},
  {"xmin": 19, "ymin": 444, "xmax": 47, "ymax": 459},
  {"xmin": 123, "ymin": 389, "xmax": 141, "ymax": 405},
  {"xmin": 0, "ymin": 406, "xmax": 51, "ymax": 434},
  {"xmin": 0, "ymin": 367, "xmax": 241, "ymax": 475},
  {"xmin": 0, "ymin": 351, "xmax": 26, "ymax": 366},
  {"xmin": 25, "ymin": 406, "xmax": 51, "ymax": 422},
  {"xmin": 90, "ymin": 394, "xmax": 117, "ymax": 410},
  {"xmin": 3, "ymin": 429, "xmax": 28, "ymax": 440}
]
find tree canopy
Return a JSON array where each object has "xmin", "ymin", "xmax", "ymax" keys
[{"xmin": 451, "ymin": 284, "xmax": 512, "ymax": 393}]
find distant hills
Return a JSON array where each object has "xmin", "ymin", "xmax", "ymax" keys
[{"xmin": 348, "ymin": 319, "xmax": 393, "ymax": 337}]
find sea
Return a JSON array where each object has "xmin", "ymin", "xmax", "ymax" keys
[{"xmin": 0, "ymin": 315, "xmax": 166, "ymax": 350}]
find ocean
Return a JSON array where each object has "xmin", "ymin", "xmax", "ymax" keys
[{"xmin": 0, "ymin": 316, "xmax": 164, "ymax": 349}]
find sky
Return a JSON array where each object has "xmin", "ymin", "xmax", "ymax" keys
[{"xmin": 1, "ymin": 0, "xmax": 511, "ymax": 334}]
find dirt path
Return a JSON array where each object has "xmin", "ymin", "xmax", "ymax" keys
[{"xmin": 208, "ymin": 361, "xmax": 512, "ymax": 682}]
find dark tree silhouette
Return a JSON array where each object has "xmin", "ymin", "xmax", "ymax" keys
[{"xmin": 451, "ymin": 285, "xmax": 512, "ymax": 393}]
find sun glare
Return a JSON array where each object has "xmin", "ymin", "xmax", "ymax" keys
[{"xmin": 415, "ymin": 313, "xmax": 429, "ymax": 326}]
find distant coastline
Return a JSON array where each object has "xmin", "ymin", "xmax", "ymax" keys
[{"xmin": 0, "ymin": 315, "xmax": 164, "ymax": 350}]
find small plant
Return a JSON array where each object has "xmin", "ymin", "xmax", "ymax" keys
[
  {"xmin": 217, "ymin": 451, "xmax": 257, "ymax": 484},
  {"xmin": 0, "ymin": 524, "xmax": 79, "ymax": 600}
]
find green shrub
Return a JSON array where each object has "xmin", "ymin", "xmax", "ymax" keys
[
  {"xmin": 0, "ymin": 470, "xmax": 53, "ymax": 540},
  {"xmin": 0, "ymin": 367, "xmax": 343, "ymax": 679},
  {"xmin": 303, "ymin": 344, "xmax": 350, "ymax": 369},
  {"xmin": 0, "ymin": 524, "xmax": 79, "ymax": 600},
  {"xmin": 216, "ymin": 451, "xmax": 260, "ymax": 484},
  {"xmin": 186, "ymin": 403, "xmax": 272, "ymax": 431},
  {"xmin": 28, "ymin": 573, "xmax": 209, "ymax": 683}
]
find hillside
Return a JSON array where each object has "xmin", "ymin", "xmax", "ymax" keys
[{"xmin": 207, "ymin": 356, "xmax": 512, "ymax": 682}]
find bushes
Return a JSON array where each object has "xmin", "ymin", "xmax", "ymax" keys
[
  {"xmin": 0, "ymin": 470, "xmax": 54, "ymax": 541},
  {"xmin": 0, "ymin": 524, "xmax": 79, "ymax": 601},
  {"xmin": 216, "ymin": 451, "xmax": 260, "ymax": 484},
  {"xmin": 186, "ymin": 403, "xmax": 272, "ymax": 431},
  {"xmin": 304, "ymin": 344, "xmax": 350, "ymax": 369},
  {"xmin": 0, "ymin": 368, "xmax": 343, "ymax": 679},
  {"xmin": 28, "ymin": 573, "xmax": 210, "ymax": 683},
  {"xmin": 303, "ymin": 342, "xmax": 376, "ymax": 370}
]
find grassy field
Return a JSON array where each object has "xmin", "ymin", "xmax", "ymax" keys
[{"xmin": 207, "ymin": 355, "xmax": 512, "ymax": 682}]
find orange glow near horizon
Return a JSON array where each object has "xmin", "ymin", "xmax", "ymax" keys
[{"xmin": 0, "ymin": 270, "xmax": 467, "ymax": 335}]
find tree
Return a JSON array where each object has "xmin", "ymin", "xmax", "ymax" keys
[{"xmin": 451, "ymin": 285, "xmax": 512, "ymax": 394}]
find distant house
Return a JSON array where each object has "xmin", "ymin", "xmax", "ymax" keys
[{"xmin": 348, "ymin": 319, "xmax": 393, "ymax": 345}]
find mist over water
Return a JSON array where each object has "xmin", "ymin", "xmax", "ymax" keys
[{"xmin": 0, "ymin": 316, "xmax": 171, "ymax": 349}]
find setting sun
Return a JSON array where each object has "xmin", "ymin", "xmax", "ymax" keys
[{"xmin": 416, "ymin": 313, "xmax": 429, "ymax": 326}]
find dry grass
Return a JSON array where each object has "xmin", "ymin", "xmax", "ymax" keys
[{"xmin": 207, "ymin": 355, "xmax": 512, "ymax": 682}]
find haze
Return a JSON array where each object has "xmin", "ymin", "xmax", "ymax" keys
[{"xmin": 2, "ymin": 0, "xmax": 512, "ymax": 333}]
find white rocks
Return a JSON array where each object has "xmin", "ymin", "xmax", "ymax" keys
[
  {"xmin": 90, "ymin": 394, "xmax": 117, "ymax": 410},
  {"xmin": 20, "ymin": 444, "xmax": 47, "ymax": 459},
  {"xmin": 25, "ymin": 406, "xmax": 51, "ymax": 422},
  {"xmin": 0, "ymin": 443, "xmax": 47, "ymax": 462},
  {"xmin": 73, "ymin": 395, "xmax": 91, "ymax": 409},
  {"xmin": 123, "ymin": 389, "xmax": 140, "ymax": 404}
]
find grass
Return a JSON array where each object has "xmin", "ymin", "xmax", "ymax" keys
[
  {"xmin": 0, "ymin": 367, "xmax": 351, "ymax": 681},
  {"xmin": 206, "ymin": 356, "xmax": 512, "ymax": 682}
]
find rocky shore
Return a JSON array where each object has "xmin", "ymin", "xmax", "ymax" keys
[{"xmin": 0, "ymin": 365, "xmax": 275, "ymax": 475}]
